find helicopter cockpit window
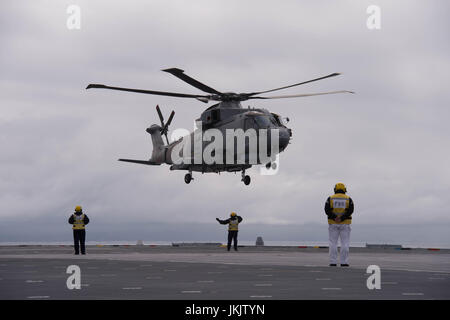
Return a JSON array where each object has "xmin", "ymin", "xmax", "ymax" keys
[
  {"xmin": 244, "ymin": 118, "xmax": 256, "ymax": 130},
  {"xmin": 269, "ymin": 116, "xmax": 279, "ymax": 126},
  {"xmin": 254, "ymin": 116, "xmax": 272, "ymax": 128},
  {"xmin": 271, "ymin": 114, "xmax": 284, "ymax": 126}
]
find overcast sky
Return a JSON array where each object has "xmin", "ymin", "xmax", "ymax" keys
[{"xmin": 1, "ymin": 1, "xmax": 449, "ymax": 245}]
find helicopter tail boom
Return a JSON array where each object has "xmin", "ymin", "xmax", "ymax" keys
[{"xmin": 118, "ymin": 124, "xmax": 167, "ymax": 166}]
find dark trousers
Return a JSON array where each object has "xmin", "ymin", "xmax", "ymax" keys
[
  {"xmin": 227, "ymin": 230, "xmax": 238, "ymax": 251},
  {"xmin": 73, "ymin": 229, "xmax": 86, "ymax": 254}
]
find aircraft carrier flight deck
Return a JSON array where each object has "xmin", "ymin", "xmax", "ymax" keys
[{"xmin": 0, "ymin": 244, "xmax": 449, "ymax": 300}]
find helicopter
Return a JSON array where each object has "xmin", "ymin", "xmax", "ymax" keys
[{"xmin": 86, "ymin": 68, "xmax": 353, "ymax": 185}]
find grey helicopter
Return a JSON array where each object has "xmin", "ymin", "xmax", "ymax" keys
[{"xmin": 86, "ymin": 68, "xmax": 352, "ymax": 185}]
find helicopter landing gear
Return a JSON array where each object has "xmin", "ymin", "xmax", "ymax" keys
[
  {"xmin": 184, "ymin": 172, "xmax": 193, "ymax": 184},
  {"xmin": 241, "ymin": 170, "xmax": 251, "ymax": 186}
]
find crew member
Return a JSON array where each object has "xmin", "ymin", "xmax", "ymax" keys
[
  {"xmin": 216, "ymin": 212, "xmax": 243, "ymax": 251},
  {"xmin": 324, "ymin": 183, "xmax": 354, "ymax": 267},
  {"xmin": 68, "ymin": 206, "xmax": 90, "ymax": 255}
]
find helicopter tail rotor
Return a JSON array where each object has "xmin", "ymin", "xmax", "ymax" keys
[{"xmin": 155, "ymin": 105, "xmax": 175, "ymax": 145}]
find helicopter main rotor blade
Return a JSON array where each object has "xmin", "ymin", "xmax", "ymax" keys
[
  {"xmin": 86, "ymin": 84, "xmax": 210, "ymax": 100},
  {"xmin": 244, "ymin": 73, "xmax": 342, "ymax": 97},
  {"xmin": 248, "ymin": 90, "xmax": 354, "ymax": 100},
  {"xmin": 162, "ymin": 68, "xmax": 223, "ymax": 95}
]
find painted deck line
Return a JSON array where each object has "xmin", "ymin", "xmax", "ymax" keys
[{"xmin": 402, "ymin": 293, "xmax": 424, "ymax": 296}]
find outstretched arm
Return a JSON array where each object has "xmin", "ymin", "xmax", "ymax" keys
[
  {"xmin": 216, "ymin": 218, "xmax": 229, "ymax": 225},
  {"xmin": 68, "ymin": 215, "xmax": 74, "ymax": 224}
]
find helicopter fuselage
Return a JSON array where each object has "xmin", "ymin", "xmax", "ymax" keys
[{"xmin": 151, "ymin": 101, "xmax": 292, "ymax": 173}]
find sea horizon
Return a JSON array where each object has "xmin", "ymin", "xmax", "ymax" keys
[{"xmin": 1, "ymin": 240, "xmax": 449, "ymax": 249}]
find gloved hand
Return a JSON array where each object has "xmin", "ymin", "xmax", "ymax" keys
[{"xmin": 216, "ymin": 218, "xmax": 220, "ymax": 222}]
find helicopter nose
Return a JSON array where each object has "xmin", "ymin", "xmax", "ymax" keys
[{"xmin": 279, "ymin": 128, "xmax": 291, "ymax": 151}]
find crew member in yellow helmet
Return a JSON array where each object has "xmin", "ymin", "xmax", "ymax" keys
[
  {"xmin": 68, "ymin": 205, "xmax": 90, "ymax": 255},
  {"xmin": 216, "ymin": 212, "xmax": 243, "ymax": 251},
  {"xmin": 324, "ymin": 183, "xmax": 354, "ymax": 267}
]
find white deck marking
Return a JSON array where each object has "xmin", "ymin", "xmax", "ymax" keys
[
  {"xmin": 197, "ymin": 280, "xmax": 215, "ymax": 283},
  {"xmin": 27, "ymin": 296, "xmax": 50, "ymax": 299},
  {"xmin": 164, "ymin": 269, "xmax": 176, "ymax": 272},
  {"xmin": 315, "ymin": 278, "xmax": 331, "ymax": 281},
  {"xmin": 25, "ymin": 280, "xmax": 44, "ymax": 283},
  {"xmin": 258, "ymin": 274, "xmax": 273, "ymax": 277},
  {"xmin": 309, "ymin": 270, "xmax": 323, "ymax": 273},
  {"xmin": 81, "ymin": 284, "xmax": 90, "ymax": 287},
  {"xmin": 122, "ymin": 287, "xmax": 142, "ymax": 290},
  {"xmin": 146, "ymin": 276, "xmax": 162, "ymax": 279},
  {"xmin": 254, "ymin": 283, "xmax": 273, "ymax": 286},
  {"xmin": 428, "ymin": 277, "xmax": 445, "ymax": 280},
  {"xmin": 140, "ymin": 264, "xmax": 153, "ymax": 267},
  {"xmin": 322, "ymin": 288, "xmax": 342, "ymax": 290},
  {"xmin": 182, "ymin": 291, "xmax": 201, "ymax": 293},
  {"xmin": 250, "ymin": 295, "xmax": 272, "ymax": 298},
  {"xmin": 402, "ymin": 293, "xmax": 424, "ymax": 296}
]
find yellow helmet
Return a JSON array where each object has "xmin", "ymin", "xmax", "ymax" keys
[
  {"xmin": 334, "ymin": 183, "xmax": 347, "ymax": 193},
  {"xmin": 75, "ymin": 206, "xmax": 82, "ymax": 212},
  {"xmin": 230, "ymin": 212, "xmax": 237, "ymax": 217}
]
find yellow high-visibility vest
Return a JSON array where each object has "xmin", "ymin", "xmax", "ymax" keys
[
  {"xmin": 328, "ymin": 194, "xmax": 351, "ymax": 225},
  {"xmin": 228, "ymin": 219, "xmax": 239, "ymax": 231},
  {"xmin": 72, "ymin": 214, "xmax": 86, "ymax": 230}
]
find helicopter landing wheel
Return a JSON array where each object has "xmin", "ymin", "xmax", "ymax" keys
[
  {"xmin": 243, "ymin": 175, "xmax": 251, "ymax": 185},
  {"xmin": 184, "ymin": 173, "xmax": 193, "ymax": 184}
]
